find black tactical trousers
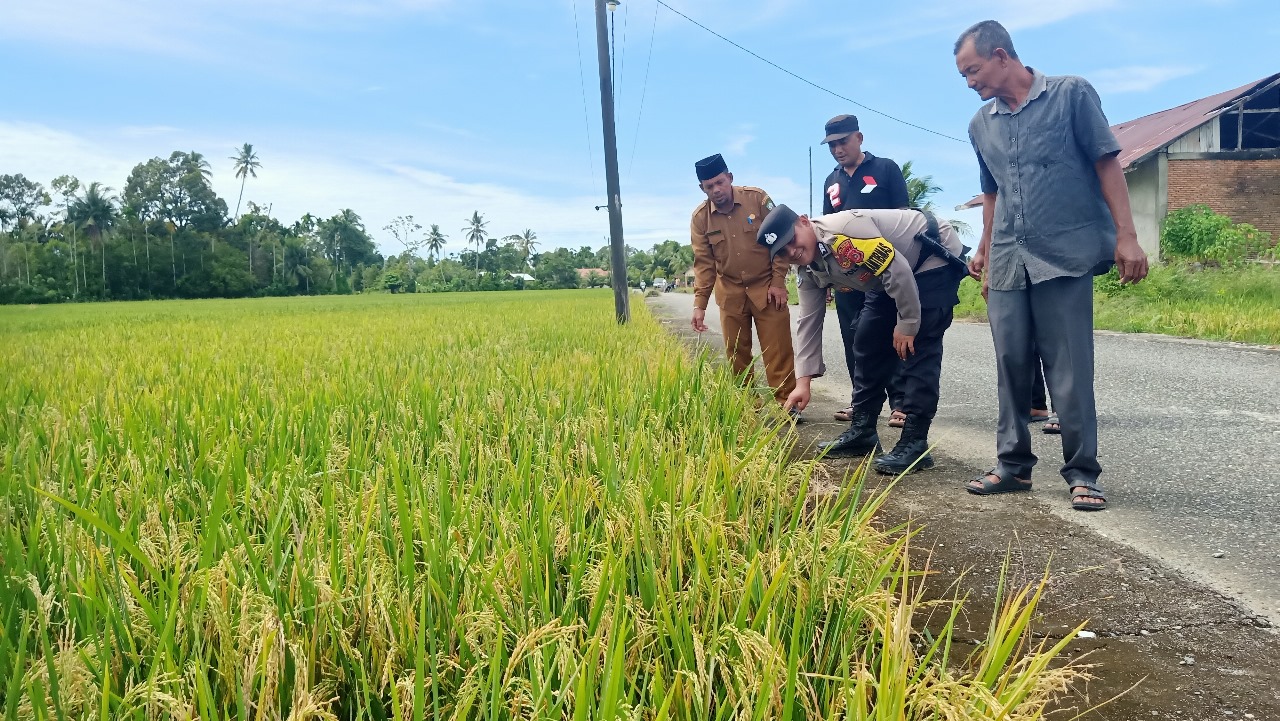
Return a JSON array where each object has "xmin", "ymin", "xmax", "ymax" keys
[
  {"xmin": 851, "ymin": 292, "xmax": 954, "ymax": 422},
  {"xmin": 836, "ymin": 288, "xmax": 905, "ymax": 409}
]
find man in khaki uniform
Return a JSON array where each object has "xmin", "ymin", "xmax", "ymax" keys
[{"xmin": 689, "ymin": 153, "xmax": 797, "ymax": 407}]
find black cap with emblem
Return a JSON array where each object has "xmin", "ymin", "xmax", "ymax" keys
[
  {"xmin": 756, "ymin": 204, "xmax": 799, "ymax": 258},
  {"xmin": 694, "ymin": 153, "xmax": 728, "ymax": 182},
  {"xmin": 821, "ymin": 114, "xmax": 860, "ymax": 144}
]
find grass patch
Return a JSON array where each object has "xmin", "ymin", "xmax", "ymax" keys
[
  {"xmin": 955, "ymin": 263, "xmax": 1280, "ymax": 345},
  {"xmin": 2, "ymin": 290, "xmax": 1087, "ymax": 718}
]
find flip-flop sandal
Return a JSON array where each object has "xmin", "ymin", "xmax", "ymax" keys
[
  {"xmin": 1042, "ymin": 415, "xmax": 1062, "ymax": 435},
  {"xmin": 1029, "ymin": 411, "xmax": 1050, "ymax": 424},
  {"xmin": 1070, "ymin": 485, "xmax": 1108, "ymax": 511},
  {"xmin": 965, "ymin": 468, "xmax": 1033, "ymax": 495},
  {"xmin": 833, "ymin": 405, "xmax": 854, "ymax": 422},
  {"xmin": 888, "ymin": 409, "xmax": 907, "ymax": 428}
]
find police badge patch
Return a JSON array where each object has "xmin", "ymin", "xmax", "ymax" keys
[
  {"xmin": 828, "ymin": 234, "xmax": 895, "ymax": 275},
  {"xmin": 829, "ymin": 235, "xmax": 864, "ymax": 270},
  {"xmin": 763, "ymin": 196, "xmax": 775, "ymax": 212}
]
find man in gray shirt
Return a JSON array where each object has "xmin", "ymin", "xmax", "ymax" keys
[{"xmin": 956, "ymin": 20, "xmax": 1148, "ymax": 510}]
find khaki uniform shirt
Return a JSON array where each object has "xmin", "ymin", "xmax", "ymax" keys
[
  {"xmin": 690, "ymin": 186, "xmax": 789, "ymax": 311},
  {"xmin": 794, "ymin": 209, "xmax": 965, "ymax": 379}
]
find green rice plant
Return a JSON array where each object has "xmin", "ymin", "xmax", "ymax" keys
[{"xmin": 1, "ymin": 291, "xmax": 1089, "ymax": 719}]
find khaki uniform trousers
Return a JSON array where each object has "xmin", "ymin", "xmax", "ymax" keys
[{"xmin": 716, "ymin": 282, "xmax": 797, "ymax": 404}]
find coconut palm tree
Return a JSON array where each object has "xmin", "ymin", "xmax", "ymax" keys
[
  {"xmin": 69, "ymin": 182, "xmax": 119, "ymax": 296},
  {"xmin": 230, "ymin": 143, "xmax": 262, "ymax": 221},
  {"xmin": 901, "ymin": 161, "xmax": 942, "ymax": 210},
  {"xmin": 184, "ymin": 151, "xmax": 213, "ymax": 178},
  {"xmin": 462, "ymin": 211, "xmax": 488, "ymax": 274},
  {"xmin": 901, "ymin": 161, "xmax": 972, "ymax": 238},
  {"xmin": 515, "ymin": 228, "xmax": 538, "ymax": 268},
  {"xmin": 425, "ymin": 224, "xmax": 447, "ymax": 263}
]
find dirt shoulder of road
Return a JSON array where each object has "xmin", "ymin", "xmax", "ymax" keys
[{"xmin": 649, "ymin": 300, "xmax": 1279, "ymax": 721}]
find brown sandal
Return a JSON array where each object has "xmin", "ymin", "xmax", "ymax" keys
[
  {"xmin": 833, "ymin": 405, "xmax": 854, "ymax": 422},
  {"xmin": 888, "ymin": 409, "xmax": 907, "ymax": 428}
]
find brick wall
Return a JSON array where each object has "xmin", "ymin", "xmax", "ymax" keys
[{"xmin": 1167, "ymin": 158, "xmax": 1280, "ymax": 241}]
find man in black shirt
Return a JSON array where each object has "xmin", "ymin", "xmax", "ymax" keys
[{"xmin": 820, "ymin": 114, "xmax": 911, "ymax": 426}]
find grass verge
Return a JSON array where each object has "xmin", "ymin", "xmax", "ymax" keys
[{"xmin": 955, "ymin": 263, "xmax": 1280, "ymax": 345}]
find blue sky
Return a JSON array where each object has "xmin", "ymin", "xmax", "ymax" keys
[{"xmin": 2, "ymin": 0, "xmax": 1277, "ymax": 257}]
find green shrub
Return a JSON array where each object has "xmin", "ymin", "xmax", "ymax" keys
[
  {"xmin": 1208, "ymin": 222, "xmax": 1274, "ymax": 264},
  {"xmin": 1161, "ymin": 204, "xmax": 1275, "ymax": 263}
]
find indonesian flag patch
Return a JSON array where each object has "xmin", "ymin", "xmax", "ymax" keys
[{"xmin": 860, "ymin": 176, "xmax": 877, "ymax": 194}]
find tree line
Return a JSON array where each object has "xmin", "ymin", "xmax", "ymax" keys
[
  {"xmin": 0, "ymin": 145, "xmax": 957, "ymax": 305},
  {"xmin": 0, "ymin": 146, "xmax": 697, "ymax": 304}
]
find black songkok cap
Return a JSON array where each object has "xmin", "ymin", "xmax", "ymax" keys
[{"xmin": 694, "ymin": 153, "xmax": 728, "ymax": 182}]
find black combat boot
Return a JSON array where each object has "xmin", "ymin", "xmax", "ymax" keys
[
  {"xmin": 873, "ymin": 414, "xmax": 935, "ymax": 475},
  {"xmin": 818, "ymin": 409, "xmax": 881, "ymax": 456}
]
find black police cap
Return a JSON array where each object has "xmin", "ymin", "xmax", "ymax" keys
[
  {"xmin": 821, "ymin": 114, "xmax": 860, "ymax": 144},
  {"xmin": 756, "ymin": 204, "xmax": 799, "ymax": 259},
  {"xmin": 694, "ymin": 153, "xmax": 728, "ymax": 182}
]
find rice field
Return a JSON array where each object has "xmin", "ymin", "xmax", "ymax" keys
[{"xmin": 1, "ymin": 291, "xmax": 1085, "ymax": 719}]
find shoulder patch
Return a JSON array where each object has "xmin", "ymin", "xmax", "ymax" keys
[
  {"xmin": 828, "ymin": 234, "xmax": 895, "ymax": 276},
  {"xmin": 763, "ymin": 195, "xmax": 775, "ymax": 212}
]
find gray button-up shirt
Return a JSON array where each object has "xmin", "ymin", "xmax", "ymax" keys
[
  {"xmin": 794, "ymin": 209, "xmax": 965, "ymax": 379},
  {"xmin": 968, "ymin": 68, "xmax": 1122, "ymax": 291}
]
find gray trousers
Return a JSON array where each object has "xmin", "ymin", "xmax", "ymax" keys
[{"xmin": 988, "ymin": 273, "xmax": 1102, "ymax": 488}]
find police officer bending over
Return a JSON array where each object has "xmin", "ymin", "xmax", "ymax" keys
[{"xmin": 757, "ymin": 203, "xmax": 969, "ymax": 475}]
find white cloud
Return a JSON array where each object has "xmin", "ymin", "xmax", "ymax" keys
[
  {"xmin": 725, "ymin": 131, "xmax": 755, "ymax": 156},
  {"xmin": 1088, "ymin": 65, "xmax": 1202, "ymax": 94},
  {"xmin": 0, "ymin": 121, "xmax": 694, "ymax": 255},
  {"xmin": 840, "ymin": 0, "xmax": 1118, "ymax": 50},
  {"xmin": 0, "ymin": 0, "xmax": 454, "ymax": 57}
]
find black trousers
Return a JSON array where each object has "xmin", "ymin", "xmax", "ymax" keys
[
  {"xmin": 851, "ymin": 293, "xmax": 954, "ymax": 422},
  {"xmin": 836, "ymin": 288, "xmax": 904, "ymax": 409}
]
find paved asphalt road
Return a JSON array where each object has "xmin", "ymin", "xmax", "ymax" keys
[{"xmin": 650, "ymin": 292, "xmax": 1280, "ymax": 624}]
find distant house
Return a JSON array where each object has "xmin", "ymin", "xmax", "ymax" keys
[
  {"xmin": 962, "ymin": 72, "xmax": 1280, "ymax": 258},
  {"xmin": 576, "ymin": 268, "xmax": 609, "ymax": 286},
  {"xmin": 508, "ymin": 273, "xmax": 535, "ymax": 282}
]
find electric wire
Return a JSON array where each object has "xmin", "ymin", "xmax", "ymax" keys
[
  {"xmin": 609, "ymin": 9, "xmax": 617, "ymax": 102},
  {"xmin": 617, "ymin": 0, "xmax": 630, "ymax": 105},
  {"xmin": 654, "ymin": 0, "xmax": 967, "ymax": 144},
  {"xmin": 627, "ymin": 0, "xmax": 659, "ymax": 174},
  {"xmin": 570, "ymin": 0, "xmax": 600, "ymax": 191}
]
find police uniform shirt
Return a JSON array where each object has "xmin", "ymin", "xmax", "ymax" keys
[
  {"xmin": 690, "ymin": 186, "xmax": 787, "ymax": 311},
  {"xmin": 793, "ymin": 209, "xmax": 965, "ymax": 379},
  {"xmin": 822, "ymin": 152, "xmax": 910, "ymax": 214}
]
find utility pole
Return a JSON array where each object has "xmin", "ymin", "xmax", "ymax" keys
[{"xmin": 595, "ymin": 0, "xmax": 629, "ymax": 324}]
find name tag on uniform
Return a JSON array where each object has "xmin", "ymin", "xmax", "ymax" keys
[
  {"xmin": 705, "ymin": 229, "xmax": 723, "ymax": 237},
  {"xmin": 829, "ymin": 234, "xmax": 895, "ymax": 276}
]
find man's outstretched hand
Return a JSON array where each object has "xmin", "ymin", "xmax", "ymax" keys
[
  {"xmin": 691, "ymin": 307, "xmax": 708, "ymax": 333},
  {"xmin": 784, "ymin": 376, "xmax": 813, "ymax": 412}
]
